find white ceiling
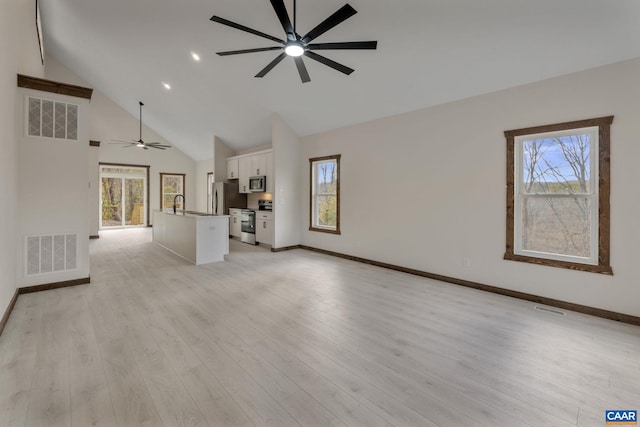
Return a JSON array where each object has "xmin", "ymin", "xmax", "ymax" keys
[{"xmin": 41, "ymin": 0, "xmax": 640, "ymax": 161}]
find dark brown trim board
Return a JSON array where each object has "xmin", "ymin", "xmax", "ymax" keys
[
  {"xmin": 504, "ymin": 116, "xmax": 613, "ymax": 275},
  {"xmin": 18, "ymin": 277, "xmax": 90, "ymax": 295},
  {"xmin": 271, "ymin": 245, "xmax": 303, "ymax": 253},
  {"xmin": 0, "ymin": 289, "xmax": 20, "ymax": 336},
  {"xmin": 0, "ymin": 276, "xmax": 90, "ymax": 336},
  {"xmin": 17, "ymin": 74, "xmax": 93, "ymax": 100},
  {"xmin": 308, "ymin": 154, "xmax": 341, "ymax": 235},
  {"xmin": 298, "ymin": 245, "xmax": 640, "ymax": 327}
]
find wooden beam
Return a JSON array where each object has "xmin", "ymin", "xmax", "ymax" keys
[{"xmin": 17, "ymin": 74, "xmax": 93, "ymax": 100}]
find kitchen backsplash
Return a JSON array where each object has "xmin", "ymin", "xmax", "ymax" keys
[{"xmin": 247, "ymin": 192, "xmax": 272, "ymax": 210}]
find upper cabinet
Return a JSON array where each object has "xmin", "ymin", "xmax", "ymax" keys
[
  {"xmin": 238, "ymin": 156, "xmax": 250, "ymax": 193},
  {"xmin": 227, "ymin": 157, "xmax": 239, "ymax": 180},
  {"xmin": 228, "ymin": 149, "xmax": 273, "ymax": 194}
]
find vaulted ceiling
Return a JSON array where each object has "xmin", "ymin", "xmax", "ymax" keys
[{"xmin": 41, "ymin": 0, "xmax": 640, "ymax": 160}]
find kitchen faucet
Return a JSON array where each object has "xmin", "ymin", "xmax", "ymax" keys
[{"xmin": 173, "ymin": 194, "xmax": 185, "ymax": 214}]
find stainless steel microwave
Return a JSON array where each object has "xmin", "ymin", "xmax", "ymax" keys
[{"xmin": 249, "ymin": 176, "xmax": 266, "ymax": 192}]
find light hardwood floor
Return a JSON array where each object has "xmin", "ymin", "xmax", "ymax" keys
[{"xmin": 1, "ymin": 228, "xmax": 639, "ymax": 426}]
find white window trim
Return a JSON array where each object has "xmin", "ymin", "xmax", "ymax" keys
[{"xmin": 513, "ymin": 126, "xmax": 599, "ymax": 265}]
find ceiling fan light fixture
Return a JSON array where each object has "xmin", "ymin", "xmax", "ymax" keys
[
  {"xmin": 136, "ymin": 141, "xmax": 145, "ymax": 148},
  {"xmin": 284, "ymin": 42, "xmax": 304, "ymax": 57}
]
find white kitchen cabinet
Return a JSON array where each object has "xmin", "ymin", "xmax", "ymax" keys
[
  {"xmin": 251, "ymin": 153, "xmax": 267, "ymax": 176},
  {"xmin": 229, "ymin": 149, "xmax": 273, "ymax": 194},
  {"xmin": 227, "ymin": 157, "xmax": 239, "ymax": 180},
  {"xmin": 229, "ymin": 208, "xmax": 242, "ymax": 238},
  {"xmin": 238, "ymin": 156, "xmax": 250, "ymax": 193},
  {"xmin": 256, "ymin": 212, "xmax": 273, "ymax": 246}
]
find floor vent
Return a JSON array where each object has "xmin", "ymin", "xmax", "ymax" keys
[
  {"xmin": 535, "ymin": 306, "xmax": 566, "ymax": 316},
  {"xmin": 26, "ymin": 234, "xmax": 77, "ymax": 276}
]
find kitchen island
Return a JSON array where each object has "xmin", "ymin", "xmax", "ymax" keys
[{"xmin": 152, "ymin": 210, "xmax": 229, "ymax": 265}]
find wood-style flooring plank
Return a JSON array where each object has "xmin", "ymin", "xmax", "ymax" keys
[{"xmin": 1, "ymin": 228, "xmax": 639, "ymax": 427}]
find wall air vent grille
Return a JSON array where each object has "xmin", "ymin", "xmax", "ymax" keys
[
  {"xmin": 27, "ymin": 96, "xmax": 78, "ymax": 140},
  {"xmin": 26, "ymin": 234, "xmax": 78, "ymax": 276}
]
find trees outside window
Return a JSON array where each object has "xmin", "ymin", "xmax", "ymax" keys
[
  {"xmin": 504, "ymin": 116, "xmax": 612, "ymax": 274},
  {"xmin": 309, "ymin": 155, "xmax": 340, "ymax": 234},
  {"xmin": 160, "ymin": 173, "xmax": 185, "ymax": 211}
]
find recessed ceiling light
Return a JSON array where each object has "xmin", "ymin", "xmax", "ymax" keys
[
  {"xmin": 162, "ymin": 82, "xmax": 171, "ymax": 90},
  {"xmin": 191, "ymin": 51, "xmax": 201, "ymax": 61}
]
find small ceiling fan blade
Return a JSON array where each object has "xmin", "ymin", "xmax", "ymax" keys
[
  {"xmin": 294, "ymin": 57, "xmax": 310, "ymax": 83},
  {"xmin": 110, "ymin": 139, "xmax": 137, "ymax": 144},
  {"xmin": 210, "ymin": 15, "xmax": 283, "ymax": 44},
  {"xmin": 270, "ymin": 0, "xmax": 295, "ymax": 41},
  {"xmin": 308, "ymin": 41, "xmax": 377, "ymax": 50},
  {"xmin": 255, "ymin": 52, "xmax": 287, "ymax": 78},
  {"xmin": 304, "ymin": 51, "xmax": 354, "ymax": 75},
  {"xmin": 146, "ymin": 142, "xmax": 172, "ymax": 148},
  {"xmin": 301, "ymin": 4, "xmax": 357, "ymax": 44},
  {"xmin": 217, "ymin": 46, "xmax": 283, "ymax": 56}
]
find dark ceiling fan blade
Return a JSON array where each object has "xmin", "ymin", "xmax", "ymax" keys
[
  {"xmin": 304, "ymin": 51, "xmax": 354, "ymax": 75},
  {"xmin": 308, "ymin": 41, "xmax": 377, "ymax": 50},
  {"xmin": 301, "ymin": 4, "xmax": 357, "ymax": 44},
  {"xmin": 146, "ymin": 143, "xmax": 171, "ymax": 148},
  {"xmin": 217, "ymin": 46, "xmax": 283, "ymax": 56},
  {"xmin": 210, "ymin": 15, "xmax": 283, "ymax": 44},
  {"xmin": 109, "ymin": 140, "xmax": 137, "ymax": 144},
  {"xmin": 270, "ymin": 0, "xmax": 295, "ymax": 41},
  {"xmin": 255, "ymin": 52, "xmax": 287, "ymax": 78},
  {"xmin": 294, "ymin": 57, "xmax": 310, "ymax": 83}
]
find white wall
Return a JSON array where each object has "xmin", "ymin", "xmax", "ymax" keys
[
  {"xmin": 213, "ymin": 136, "xmax": 235, "ymax": 183},
  {"xmin": 17, "ymin": 89, "xmax": 91, "ymax": 286},
  {"xmin": 301, "ymin": 58, "xmax": 640, "ymax": 317},
  {"xmin": 45, "ymin": 57, "xmax": 197, "ymax": 226},
  {"xmin": 195, "ymin": 158, "xmax": 213, "ymax": 213},
  {"xmin": 272, "ymin": 114, "xmax": 302, "ymax": 248},
  {"xmin": 1, "ymin": 0, "xmax": 45, "ymax": 315}
]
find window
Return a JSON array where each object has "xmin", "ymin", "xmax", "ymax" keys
[
  {"xmin": 309, "ymin": 155, "xmax": 340, "ymax": 234},
  {"xmin": 160, "ymin": 173, "xmax": 185, "ymax": 211},
  {"xmin": 100, "ymin": 165, "xmax": 149, "ymax": 228},
  {"xmin": 504, "ymin": 116, "xmax": 612, "ymax": 274}
]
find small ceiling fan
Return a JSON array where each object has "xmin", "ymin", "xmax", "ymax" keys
[
  {"xmin": 210, "ymin": 0, "xmax": 377, "ymax": 83},
  {"xmin": 110, "ymin": 102, "xmax": 171, "ymax": 150}
]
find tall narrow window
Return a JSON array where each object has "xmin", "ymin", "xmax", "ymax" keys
[
  {"xmin": 160, "ymin": 173, "xmax": 185, "ymax": 211},
  {"xmin": 504, "ymin": 116, "xmax": 612, "ymax": 274},
  {"xmin": 309, "ymin": 155, "xmax": 340, "ymax": 234}
]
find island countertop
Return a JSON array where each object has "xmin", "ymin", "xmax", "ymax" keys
[{"xmin": 152, "ymin": 210, "xmax": 229, "ymax": 264}]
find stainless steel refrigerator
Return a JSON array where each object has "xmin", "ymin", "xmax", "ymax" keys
[{"xmin": 212, "ymin": 182, "xmax": 246, "ymax": 215}]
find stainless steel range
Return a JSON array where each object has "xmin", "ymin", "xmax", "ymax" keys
[{"xmin": 240, "ymin": 209, "xmax": 256, "ymax": 244}]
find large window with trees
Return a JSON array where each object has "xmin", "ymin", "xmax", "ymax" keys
[
  {"xmin": 100, "ymin": 164, "xmax": 148, "ymax": 229},
  {"xmin": 504, "ymin": 116, "xmax": 612, "ymax": 274},
  {"xmin": 310, "ymin": 155, "xmax": 341, "ymax": 234},
  {"xmin": 160, "ymin": 173, "xmax": 185, "ymax": 211}
]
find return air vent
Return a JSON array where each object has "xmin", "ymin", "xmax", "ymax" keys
[
  {"xmin": 26, "ymin": 234, "xmax": 77, "ymax": 276},
  {"xmin": 27, "ymin": 96, "xmax": 78, "ymax": 140}
]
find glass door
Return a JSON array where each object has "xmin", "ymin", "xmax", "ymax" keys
[{"xmin": 100, "ymin": 166, "xmax": 148, "ymax": 229}]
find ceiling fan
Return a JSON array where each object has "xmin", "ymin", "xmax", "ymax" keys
[
  {"xmin": 110, "ymin": 102, "xmax": 171, "ymax": 150},
  {"xmin": 210, "ymin": 0, "xmax": 377, "ymax": 83}
]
